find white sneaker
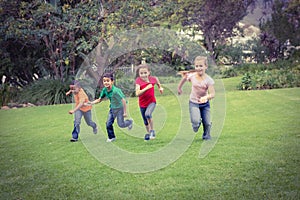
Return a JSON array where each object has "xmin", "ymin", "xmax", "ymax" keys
[
  {"xmin": 106, "ymin": 138, "xmax": 116, "ymax": 142},
  {"xmin": 127, "ymin": 119, "xmax": 133, "ymax": 130},
  {"xmin": 150, "ymin": 130, "xmax": 156, "ymax": 139}
]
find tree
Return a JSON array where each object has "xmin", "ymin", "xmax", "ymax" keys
[
  {"xmin": 0, "ymin": 0, "xmax": 177, "ymax": 87},
  {"xmin": 260, "ymin": 0, "xmax": 300, "ymax": 60},
  {"xmin": 0, "ymin": 0, "xmax": 49, "ymax": 87},
  {"xmin": 175, "ymin": 0, "xmax": 256, "ymax": 60},
  {"xmin": 78, "ymin": 0, "xmax": 177, "ymax": 85}
]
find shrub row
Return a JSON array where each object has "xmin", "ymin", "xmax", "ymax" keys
[
  {"xmin": 19, "ymin": 79, "xmax": 72, "ymax": 105},
  {"xmin": 238, "ymin": 67, "xmax": 300, "ymax": 90},
  {"xmin": 220, "ymin": 59, "xmax": 298, "ymax": 78}
]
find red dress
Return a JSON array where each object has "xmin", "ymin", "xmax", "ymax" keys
[{"xmin": 135, "ymin": 76, "xmax": 158, "ymax": 108}]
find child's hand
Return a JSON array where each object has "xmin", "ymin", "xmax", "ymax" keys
[
  {"xmin": 159, "ymin": 87, "xmax": 164, "ymax": 94},
  {"xmin": 123, "ymin": 112, "xmax": 128, "ymax": 117},
  {"xmin": 146, "ymin": 84, "xmax": 153, "ymax": 90},
  {"xmin": 178, "ymin": 88, "xmax": 182, "ymax": 95},
  {"xmin": 199, "ymin": 96, "xmax": 208, "ymax": 104},
  {"xmin": 68, "ymin": 110, "xmax": 75, "ymax": 114},
  {"xmin": 66, "ymin": 90, "xmax": 72, "ymax": 96}
]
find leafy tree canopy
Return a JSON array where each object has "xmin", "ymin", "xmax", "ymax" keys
[{"xmin": 174, "ymin": 0, "xmax": 256, "ymax": 60}]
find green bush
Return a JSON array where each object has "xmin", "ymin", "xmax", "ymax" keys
[
  {"xmin": 18, "ymin": 79, "xmax": 72, "ymax": 105},
  {"xmin": 238, "ymin": 73, "xmax": 254, "ymax": 90},
  {"xmin": 238, "ymin": 67, "xmax": 300, "ymax": 90},
  {"xmin": 221, "ymin": 59, "xmax": 299, "ymax": 79},
  {"xmin": 0, "ymin": 83, "xmax": 18, "ymax": 106},
  {"xmin": 221, "ymin": 67, "xmax": 238, "ymax": 78}
]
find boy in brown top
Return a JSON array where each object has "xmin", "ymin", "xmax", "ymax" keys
[{"xmin": 66, "ymin": 80, "xmax": 97, "ymax": 142}]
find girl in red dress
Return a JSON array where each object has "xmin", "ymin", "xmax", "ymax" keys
[{"xmin": 135, "ymin": 64, "xmax": 164, "ymax": 140}]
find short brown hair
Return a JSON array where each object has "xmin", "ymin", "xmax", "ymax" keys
[{"xmin": 102, "ymin": 72, "xmax": 114, "ymax": 81}]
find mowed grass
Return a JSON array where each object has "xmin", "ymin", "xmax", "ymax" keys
[{"xmin": 0, "ymin": 78, "xmax": 299, "ymax": 199}]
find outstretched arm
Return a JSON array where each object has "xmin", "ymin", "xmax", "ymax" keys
[
  {"xmin": 156, "ymin": 77, "xmax": 164, "ymax": 94},
  {"xmin": 90, "ymin": 98, "xmax": 102, "ymax": 105},
  {"xmin": 177, "ymin": 77, "xmax": 187, "ymax": 95},
  {"xmin": 66, "ymin": 90, "xmax": 73, "ymax": 96},
  {"xmin": 177, "ymin": 70, "xmax": 197, "ymax": 77}
]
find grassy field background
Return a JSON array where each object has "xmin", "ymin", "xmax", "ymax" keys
[{"xmin": 0, "ymin": 77, "xmax": 299, "ymax": 199}]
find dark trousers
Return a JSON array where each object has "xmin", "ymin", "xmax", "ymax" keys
[{"xmin": 106, "ymin": 108, "xmax": 131, "ymax": 139}]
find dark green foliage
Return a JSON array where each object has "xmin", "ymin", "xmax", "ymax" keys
[
  {"xmin": 19, "ymin": 79, "xmax": 72, "ymax": 105},
  {"xmin": 222, "ymin": 59, "xmax": 299, "ymax": 78},
  {"xmin": 238, "ymin": 72, "xmax": 253, "ymax": 90},
  {"xmin": 238, "ymin": 67, "xmax": 300, "ymax": 90},
  {"xmin": 259, "ymin": 0, "xmax": 300, "ymax": 60},
  {"xmin": 175, "ymin": 0, "xmax": 255, "ymax": 60},
  {"xmin": 0, "ymin": 83, "xmax": 18, "ymax": 106},
  {"xmin": 221, "ymin": 67, "xmax": 238, "ymax": 78}
]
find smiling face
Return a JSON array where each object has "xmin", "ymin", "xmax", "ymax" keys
[
  {"xmin": 70, "ymin": 85, "xmax": 80, "ymax": 94},
  {"xmin": 102, "ymin": 77, "xmax": 113, "ymax": 90},
  {"xmin": 138, "ymin": 67, "xmax": 150, "ymax": 82},
  {"xmin": 194, "ymin": 59, "xmax": 208, "ymax": 76}
]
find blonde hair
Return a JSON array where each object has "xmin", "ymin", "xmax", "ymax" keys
[
  {"xmin": 194, "ymin": 56, "xmax": 208, "ymax": 67},
  {"xmin": 135, "ymin": 64, "xmax": 150, "ymax": 78}
]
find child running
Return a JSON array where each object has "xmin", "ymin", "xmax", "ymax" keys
[
  {"xmin": 135, "ymin": 64, "xmax": 164, "ymax": 141},
  {"xmin": 177, "ymin": 56, "xmax": 215, "ymax": 140},
  {"xmin": 88, "ymin": 73, "xmax": 133, "ymax": 142},
  {"xmin": 66, "ymin": 80, "xmax": 97, "ymax": 142}
]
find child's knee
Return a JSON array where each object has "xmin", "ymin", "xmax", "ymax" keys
[
  {"xmin": 117, "ymin": 121, "xmax": 125, "ymax": 128},
  {"xmin": 145, "ymin": 113, "xmax": 151, "ymax": 119}
]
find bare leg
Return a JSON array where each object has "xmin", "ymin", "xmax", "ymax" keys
[
  {"xmin": 148, "ymin": 118, "xmax": 154, "ymax": 132},
  {"xmin": 145, "ymin": 124, "xmax": 150, "ymax": 133}
]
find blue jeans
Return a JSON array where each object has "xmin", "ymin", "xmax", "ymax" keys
[
  {"xmin": 189, "ymin": 101, "xmax": 211, "ymax": 136},
  {"xmin": 140, "ymin": 102, "xmax": 156, "ymax": 125},
  {"xmin": 72, "ymin": 110, "xmax": 97, "ymax": 139},
  {"xmin": 106, "ymin": 108, "xmax": 132, "ymax": 139}
]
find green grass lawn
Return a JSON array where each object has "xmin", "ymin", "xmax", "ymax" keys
[{"xmin": 0, "ymin": 78, "xmax": 299, "ymax": 199}]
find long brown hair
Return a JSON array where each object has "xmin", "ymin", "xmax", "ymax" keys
[{"xmin": 135, "ymin": 64, "xmax": 150, "ymax": 78}]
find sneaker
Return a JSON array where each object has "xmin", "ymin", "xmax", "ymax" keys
[
  {"xmin": 70, "ymin": 138, "xmax": 78, "ymax": 142},
  {"xmin": 193, "ymin": 126, "xmax": 199, "ymax": 133},
  {"xmin": 144, "ymin": 133, "xmax": 150, "ymax": 141},
  {"xmin": 93, "ymin": 126, "xmax": 98, "ymax": 134},
  {"xmin": 127, "ymin": 119, "xmax": 133, "ymax": 130},
  {"xmin": 150, "ymin": 130, "xmax": 156, "ymax": 139},
  {"xmin": 106, "ymin": 138, "xmax": 116, "ymax": 142},
  {"xmin": 202, "ymin": 134, "xmax": 211, "ymax": 140}
]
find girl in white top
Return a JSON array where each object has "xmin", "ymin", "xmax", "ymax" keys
[{"xmin": 177, "ymin": 56, "xmax": 215, "ymax": 140}]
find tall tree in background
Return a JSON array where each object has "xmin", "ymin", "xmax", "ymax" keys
[
  {"xmin": 0, "ymin": 0, "xmax": 176, "ymax": 87},
  {"xmin": 260, "ymin": 0, "xmax": 300, "ymax": 60},
  {"xmin": 0, "ymin": 0, "xmax": 101, "ymax": 85},
  {"xmin": 175, "ymin": 0, "xmax": 256, "ymax": 60},
  {"xmin": 74, "ymin": 0, "xmax": 176, "ymax": 84},
  {"xmin": 0, "ymin": 1, "xmax": 48, "ymax": 87}
]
